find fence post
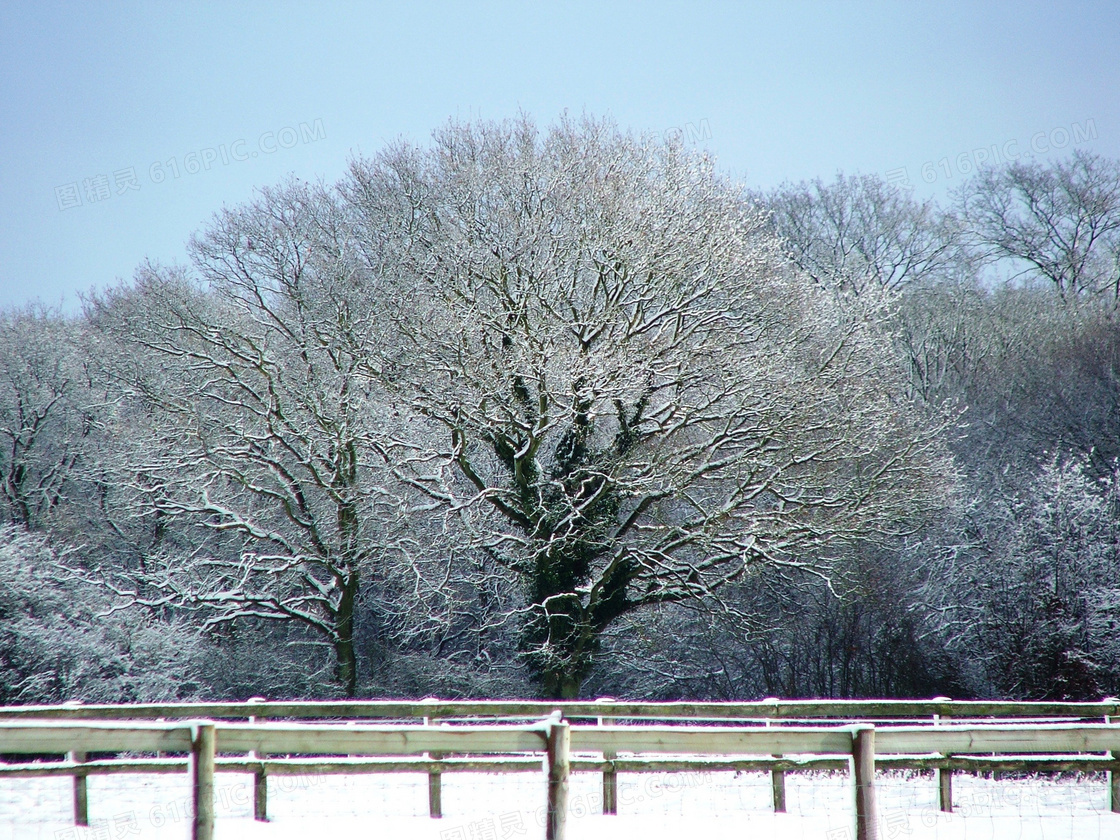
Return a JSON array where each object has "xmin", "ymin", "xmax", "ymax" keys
[
  {"xmin": 61, "ymin": 700, "xmax": 88, "ymax": 827},
  {"xmin": 851, "ymin": 724, "xmax": 877, "ymax": 840},
  {"xmin": 546, "ymin": 711, "xmax": 570, "ymax": 840},
  {"xmin": 68, "ymin": 750, "xmax": 88, "ymax": 826},
  {"xmin": 765, "ymin": 719, "xmax": 786, "ymax": 812},
  {"xmin": 420, "ymin": 699, "xmax": 443, "ymax": 819},
  {"xmin": 771, "ymin": 764, "xmax": 787, "ymax": 812},
  {"xmin": 428, "ymin": 759, "xmax": 443, "ymax": 819},
  {"xmin": 597, "ymin": 697, "xmax": 617, "ymax": 815},
  {"xmin": 247, "ymin": 696, "xmax": 268, "ymax": 821},
  {"xmin": 933, "ymin": 696, "xmax": 952, "ymax": 812},
  {"xmin": 938, "ymin": 764, "xmax": 953, "ymax": 813},
  {"xmin": 1106, "ymin": 699, "xmax": 1120, "ymax": 813},
  {"xmin": 191, "ymin": 723, "xmax": 216, "ymax": 840},
  {"xmin": 422, "ymin": 708, "xmax": 443, "ymax": 819}
]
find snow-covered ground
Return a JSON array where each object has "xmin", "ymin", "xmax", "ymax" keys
[{"xmin": 3, "ymin": 768, "xmax": 1120, "ymax": 840}]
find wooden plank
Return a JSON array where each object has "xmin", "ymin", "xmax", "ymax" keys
[
  {"xmin": 428, "ymin": 725, "xmax": 443, "ymax": 822},
  {"xmin": 935, "ymin": 709, "xmax": 952, "ymax": 813},
  {"xmin": 191, "ymin": 724, "xmax": 215, "ymax": 840},
  {"xmin": 215, "ymin": 722, "xmax": 549, "ymax": 756},
  {"xmin": 0, "ymin": 756, "xmax": 540, "ymax": 777},
  {"xmin": 852, "ymin": 726, "xmax": 877, "ymax": 840},
  {"xmin": 874, "ymin": 724, "xmax": 1120, "ymax": 755},
  {"xmin": 254, "ymin": 767, "xmax": 268, "ymax": 822},
  {"xmin": 599, "ymin": 707, "xmax": 617, "ymax": 816},
  {"xmin": 770, "ymin": 720, "xmax": 785, "ymax": 812},
  {"xmin": 428, "ymin": 765, "xmax": 442, "ymax": 819},
  {"xmin": 0, "ymin": 758, "xmax": 189, "ymax": 777},
  {"xmin": 771, "ymin": 767, "xmax": 786, "ymax": 813},
  {"xmin": 0, "ymin": 700, "xmax": 573, "ymax": 721},
  {"xmin": 247, "ymin": 696, "xmax": 267, "ymax": 822},
  {"xmin": 938, "ymin": 766, "xmax": 952, "ymax": 812},
  {"xmin": 546, "ymin": 716, "xmax": 569, "ymax": 840},
  {"xmin": 5, "ymin": 698, "xmax": 1120, "ymax": 722},
  {"xmin": 425, "ymin": 713, "xmax": 441, "ymax": 819},
  {"xmin": 0, "ymin": 721, "xmax": 192, "ymax": 754},
  {"xmin": 68, "ymin": 751, "xmax": 88, "ymax": 827},
  {"xmin": 870, "ymin": 754, "xmax": 1118, "ymax": 772},
  {"xmin": 2, "ymin": 751, "xmax": 1118, "ymax": 780},
  {"xmin": 250, "ymin": 757, "xmax": 543, "ymax": 775},
  {"xmin": 570, "ymin": 725, "xmax": 855, "ymax": 755},
  {"xmin": 602, "ymin": 760, "xmax": 617, "ymax": 814},
  {"xmin": 607, "ymin": 757, "xmax": 849, "ymax": 773},
  {"xmin": 0, "ymin": 755, "xmax": 847, "ymax": 777}
]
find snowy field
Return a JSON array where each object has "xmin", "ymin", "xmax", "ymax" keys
[{"xmin": 4, "ymin": 768, "xmax": 1120, "ymax": 840}]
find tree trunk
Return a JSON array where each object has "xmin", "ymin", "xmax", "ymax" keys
[
  {"xmin": 335, "ymin": 571, "xmax": 359, "ymax": 697},
  {"xmin": 541, "ymin": 672, "xmax": 584, "ymax": 700},
  {"xmin": 540, "ymin": 662, "xmax": 588, "ymax": 700},
  {"xmin": 335, "ymin": 634, "xmax": 357, "ymax": 697},
  {"xmin": 334, "ymin": 479, "xmax": 361, "ymax": 697}
]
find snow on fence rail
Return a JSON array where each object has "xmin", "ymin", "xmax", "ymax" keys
[
  {"xmin": 5, "ymin": 702, "xmax": 1120, "ymax": 840},
  {"xmin": 4, "ymin": 696, "xmax": 1120, "ymax": 721}
]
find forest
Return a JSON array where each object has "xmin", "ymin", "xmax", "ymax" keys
[{"xmin": 3, "ymin": 115, "xmax": 1120, "ymax": 703}]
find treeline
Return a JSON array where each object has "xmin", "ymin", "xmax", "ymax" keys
[{"xmin": 3, "ymin": 117, "xmax": 1120, "ymax": 702}]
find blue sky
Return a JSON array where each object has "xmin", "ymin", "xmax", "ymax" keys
[{"xmin": 2, "ymin": 1, "xmax": 1118, "ymax": 310}]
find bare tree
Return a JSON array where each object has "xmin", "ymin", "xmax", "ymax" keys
[
  {"xmin": 344, "ymin": 116, "xmax": 956, "ymax": 698},
  {"xmin": 762, "ymin": 173, "xmax": 966, "ymax": 295},
  {"xmin": 956, "ymin": 150, "xmax": 1120, "ymax": 300},
  {"xmin": 88, "ymin": 182, "xmax": 417, "ymax": 696}
]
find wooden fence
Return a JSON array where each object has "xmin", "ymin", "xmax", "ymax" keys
[
  {"xmin": 0, "ymin": 715, "xmax": 568, "ymax": 840},
  {"xmin": 4, "ymin": 699, "xmax": 1120, "ymax": 840}
]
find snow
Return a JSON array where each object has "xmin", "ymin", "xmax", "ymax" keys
[{"xmin": 2, "ymin": 768, "xmax": 1120, "ymax": 839}]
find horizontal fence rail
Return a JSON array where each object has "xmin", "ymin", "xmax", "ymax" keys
[
  {"xmin": 874, "ymin": 723, "xmax": 1120, "ymax": 754},
  {"xmin": 216, "ymin": 721, "xmax": 552, "ymax": 755},
  {"xmin": 5, "ymin": 700, "xmax": 1120, "ymax": 839},
  {"xmin": 3, "ymin": 697, "xmax": 1120, "ymax": 722},
  {"xmin": 0, "ymin": 720, "xmax": 196, "ymax": 754},
  {"xmin": 569, "ymin": 724, "xmax": 858, "ymax": 754}
]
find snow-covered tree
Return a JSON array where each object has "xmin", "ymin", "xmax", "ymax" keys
[
  {"xmin": 0, "ymin": 306, "xmax": 92, "ymax": 529},
  {"xmin": 0, "ymin": 525, "xmax": 207, "ymax": 702},
  {"xmin": 920, "ymin": 455, "xmax": 1120, "ymax": 699},
  {"xmin": 88, "ymin": 182, "xmax": 420, "ymax": 696},
  {"xmin": 343, "ymin": 116, "xmax": 957, "ymax": 697}
]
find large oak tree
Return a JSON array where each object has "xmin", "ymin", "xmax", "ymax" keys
[{"xmin": 344, "ymin": 116, "xmax": 955, "ymax": 698}]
